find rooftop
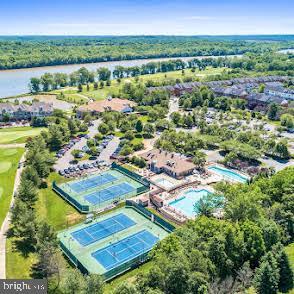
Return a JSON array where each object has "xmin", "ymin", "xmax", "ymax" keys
[
  {"xmin": 141, "ymin": 149, "xmax": 196, "ymax": 175},
  {"xmin": 78, "ymin": 98, "xmax": 136, "ymax": 113}
]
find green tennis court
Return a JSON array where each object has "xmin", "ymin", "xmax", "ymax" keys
[
  {"xmin": 58, "ymin": 206, "xmax": 170, "ymax": 280},
  {"xmin": 53, "ymin": 166, "xmax": 150, "ymax": 213}
]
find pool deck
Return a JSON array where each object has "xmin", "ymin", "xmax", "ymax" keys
[
  {"xmin": 149, "ymin": 173, "xmax": 182, "ymax": 191},
  {"xmin": 206, "ymin": 163, "xmax": 250, "ymax": 183}
]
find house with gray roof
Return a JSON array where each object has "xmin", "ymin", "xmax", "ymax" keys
[{"xmin": 0, "ymin": 101, "xmax": 53, "ymax": 121}]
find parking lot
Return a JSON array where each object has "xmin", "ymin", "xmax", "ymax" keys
[{"xmin": 54, "ymin": 119, "xmax": 121, "ymax": 177}]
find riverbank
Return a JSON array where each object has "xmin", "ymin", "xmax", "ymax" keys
[{"xmin": 0, "ymin": 54, "xmax": 242, "ymax": 98}]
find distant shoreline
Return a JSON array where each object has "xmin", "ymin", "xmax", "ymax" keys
[{"xmin": 0, "ymin": 54, "xmax": 242, "ymax": 73}]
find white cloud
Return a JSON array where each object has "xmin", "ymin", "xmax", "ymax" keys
[{"xmin": 181, "ymin": 15, "xmax": 242, "ymax": 21}]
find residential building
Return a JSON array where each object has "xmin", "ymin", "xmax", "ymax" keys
[
  {"xmin": 141, "ymin": 149, "xmax": 196, "ymax": 179},
  {"xmin": 0, "ymin": 101, "xmax": 53, "ymax": 121},
  {"xmin": 77, "ymin": 97, "xmax": 136, "ymax": 117}
]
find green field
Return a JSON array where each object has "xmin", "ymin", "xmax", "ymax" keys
[
  {"xmin": 0, "ymin": 147, "xmax": 24, "ymax": 228},
  {"xmin": 0, "ymin": 127, "xmax": 45, "ymax": 144},
  {"xmin": 36, "ymin": 173, "xmax": 84, "ymax": 230}
]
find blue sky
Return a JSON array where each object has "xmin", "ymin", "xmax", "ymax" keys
[{"xmin": 1, "ymin": 0, "xmax": 293, "ymax": 35}]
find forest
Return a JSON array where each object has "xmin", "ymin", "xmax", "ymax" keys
[{"xmin": 0, "ymin": 35, "xmax": 293, "ymax": 70}]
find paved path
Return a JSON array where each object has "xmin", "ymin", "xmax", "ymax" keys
[
  {"xmin": 168, "ymin": 97, "xmax": 179, "ymax": 119},
  {"xmin": 0, "ymin": 151, "xmax": 26, "ymax": 279},
  {"xmin": 260, "ymin": 157, "xmax": 294, "ymax": 172},
  {"xmin": 0, "ymin": 143, "xmax": 25, "ymax": 149},
  {"xmin": 97, "ymin": 137, "xmax": 120, "ymax": 164}
]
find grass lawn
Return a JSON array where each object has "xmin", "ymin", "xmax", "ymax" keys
[
  {"xmin": 62, "ymin": 93, "xmax": 89, "ymax": 104},
  {"xmin": 6, "ymin": 237, "xmax": 37, "ymax": 279},
  {"xmin": 0, "ymin": 126, "xmax": 45, "ymax": 144},
  {"xmin": 0, "ymin": 147, "xmax": 24, "ymax": 228},
  {"xmin": 36, "ymin": 172, "xmax": 84, "ymax": 230}
]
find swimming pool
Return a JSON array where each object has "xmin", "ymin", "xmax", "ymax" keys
[
  {"xmin": 155, "ymin": 178, "xmax": 175, "ymax": 189},
  {"xmin": 208, "ymin": 165, "xmax": 248, "ymax": 183},
  {"xmin": 169, "ymin": 189, "xmax": 211, "ymax": 217}
]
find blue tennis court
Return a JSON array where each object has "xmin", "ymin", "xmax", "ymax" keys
[
  {"xmin": 69, "ymin": 173, "xmax": 118, "ymax": 193},
  {"xmin": 92, "ymin": 230, "xmax": 159, "ymax": 270},
  {"xmin": 71, "ymin": 213, "xmax": 136, "ymax": 246},
  {"xmin": 84, "ymin": 182, "xmax": 135, "ymax": 205}
]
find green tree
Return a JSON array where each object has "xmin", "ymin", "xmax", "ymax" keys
[
  {"xmin": 98, "ymin": 123, "xmax": 109, "ymax": 135},
  {"xmin": 192, "ymin": 150, "xmax": 206, "ymax": 168},
  {"xmin": 241, "ymin": 221, "xmax": 266, "ymax": 267},
  {"xmin": 41, "ymin": 73, "xmax": 54, "ymax": 91},
  {"xmin": 21, "ymin": 166, "xmax": 41, "ymax": 187},
  {"xmin": 170, "ymin": 112, "xmax": 182, "ymax": 126},
  {"xmin": 114, "ymin": 282, "xmax": 139, "ymax": 294},
  {"xmin": 135, "ymin": 120, "xmax": 143, "ymax": 133},
  {"xmin": 143, "ymin": 123, "xmax": 155, "ymax": 138},
  {"xmin": 61, "ymin": 269, "xmax": 86, "ymax": 294},
  {"xmin": 17, "ymin": 179, "xmax": 38, "ymax": 207},
  {"xmin": 183, "ymin": 114, "xmax": 194, "ymax": 128},
  {"xmin": 125, "ymin": 131, "xmax": 135, "ymax": 141},
  {"xmin": 97, "ymin": 67, "xmax": 111, "ymax": 81},
  {"xmin": 280, "ymin": 114, "xmax": 294, "ymax": 130},
  {"xmin": 194, "ymin": 199, "xmax": 213, "ymax": 217},
  {"xmin": 254, "ymin": 252, "xmax": 279, "ymax": 294},
  {"xmin": 84, "ymin": 274, "xmax": 104, "ymax": 294},
  {"xmin": 272, "ymin": 244, "xmax": 294, "ymax": 293},
  {"xmin": 267, "ymin": 103, "xmax": 278, "ymax": 120},
  {"xmin": 47, "ymin": 125, "xmax": 65, "ymax": 151},
  {"xmin": 274, "ymin": 140, "xmax": 290, "ymax": 159},
  {"xmin": 258, "ymin": 83, "xmax": 265, "ymax": 93},
  {"xmin": 30, "ymin": 77, "xmax": 41, "ymax": 93}
]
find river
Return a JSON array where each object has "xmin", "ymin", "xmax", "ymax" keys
[{"xmin": 0, "ymin": 55, "xmax": 241, "ymax": 98}]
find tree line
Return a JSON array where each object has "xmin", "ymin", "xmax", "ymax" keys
[
  {"xmin": 29, "ymin": 52, "xmax": 294, "ymax": 93},
  {"xmin": 1, "ymin": 36, "xmax": 289, "ymax": 69}
]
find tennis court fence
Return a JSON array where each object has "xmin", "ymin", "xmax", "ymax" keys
[
  {"xmin": 104, "ymin": 251, "xmax": 149, "ymax": 281},
  {"xmin": 111, "ymin": 162, "xmax": 150, "ymax": 189},
  {"xmin": 59, "ymin": 241, "xmax": 89, "ymax": 275},
  {"xmin": 53, "ymin": 181, "xmax": 90, "ymax": 212},
  {"xmin": 126, "ymin": 200, "xmax": 175, "ymax": 233}
]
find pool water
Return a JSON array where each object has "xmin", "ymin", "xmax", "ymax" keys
[
  {"xmin": 169, "ymin": 189, "xmax": 211, "ymax": 217},
  {"xmin": 155, "ymin": 178, "xmax": 175, "ymax": 189},
  {"xmin": 208, "ymin": 166, "xmax": 248, "ymax": 183}
]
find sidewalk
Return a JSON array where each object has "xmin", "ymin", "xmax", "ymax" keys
[
  {"xmin": 0, "ymin": 151, "xmax": 26, "ymax": 279},
  {"xmin": 0, "ymin": 143, "xmax": 25, "ymax": 149}
]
